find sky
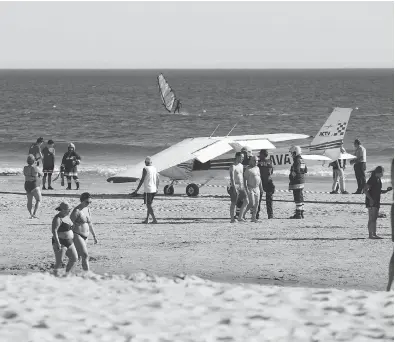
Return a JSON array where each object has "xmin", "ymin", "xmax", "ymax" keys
[{"xmin": 0, "ymin": 1, "xmax": 393, "ymax": 69}]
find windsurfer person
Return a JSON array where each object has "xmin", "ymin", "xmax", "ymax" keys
[{"xmin": 174, "ymin": 99, "xmax": 182, "ymax": 114}]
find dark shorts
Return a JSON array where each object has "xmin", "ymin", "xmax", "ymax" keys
[
  {"xmin": 52, "ymin": 237, "xmax": 74, "ymax": 248},
  {"xmin": 230, "ymin": 186, "xmax": 246, "ymax": 203},
  {"xmin": 144, "ymin": 192, "xmax": 156, "ymax": 205},
  {"xmin": 24, "ymin": 179, "xmax": 41, "ymax": 193},
  {"xmin": 43, "ymin": 166, "xmax": 54, "ymax": 174}
]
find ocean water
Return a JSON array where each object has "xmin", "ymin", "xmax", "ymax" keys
[{"xmin": 0, "ymin": 69, "xmax": 393, "ymax": 183}]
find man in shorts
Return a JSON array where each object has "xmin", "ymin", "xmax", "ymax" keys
[
  {"xmin": 242, "ymin": 156, "xmax": 263, "ymax": 222},
  {"xmin": 229, "ymin": 152, "xmax": 247, "ymax": 223},
  {"xmin": 42, "ymin": 139, "xmax": 55, "ymax": 190},
  {"xmin": 132, "ymin": 156, "xmax": 160, "ymax": 224}
]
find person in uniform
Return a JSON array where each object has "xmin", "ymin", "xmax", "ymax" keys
[{"xmin": 289, "ymin": 146, "xmax": 307, "ymax": 219}]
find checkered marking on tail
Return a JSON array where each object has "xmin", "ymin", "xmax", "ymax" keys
[{"xmin": 333, "ymin": 121, "xmax": 347, "ymax": 136}]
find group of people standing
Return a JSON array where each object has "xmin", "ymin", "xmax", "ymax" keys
[{"xmin": 229, "ymin": 144, "xmax": 307, "ymax": 222}]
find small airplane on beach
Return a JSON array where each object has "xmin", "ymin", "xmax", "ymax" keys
[{"xmin": 107, "ymin": 107, "xmax": 355, "ymax": 196}]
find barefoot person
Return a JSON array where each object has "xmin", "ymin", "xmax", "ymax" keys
[
  {"xmin": 28, "ymin": 137, "xmax": 44, "ymax": 166},
  {"xmin": 364, "ymin": 166, "xmax": 392, "ymax": 239},
  {"xmin": 42, "ymin": 139, "xmax": 55, "ymax": 190},
  {"xmin": 242, "ymin": 156, "xmax": 263, "ymax": 223},
  {"xmin": 52, "ymin": 202, "xmax": 78, "ymax": 275},
  {"xmin": 23, "ymin": 154, "xmax": 43, "ymax": 218},
  {"xmin": 229, "ymin": 152, "xmax": 247, "ymax": 223},
  {"xmin": 132, "ymin": 156, "xmax": 160, "ymax": 224},
  {"xmin": 70, "ymin": 192, "xmax": 98, "ymax": 272}
]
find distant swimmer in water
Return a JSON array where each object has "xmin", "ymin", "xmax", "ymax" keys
[
  {"xmin": 23, "ymin": 154, "xmax": 43, "ymax": 218},
  {"xmin": 174, "ymin": 99, "xmax": 182, "ymax": 114}
]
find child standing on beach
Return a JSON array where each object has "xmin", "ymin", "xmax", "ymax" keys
[{"xmin": 42, "ymin": 140, "xmax": 55, "ymax": 190}]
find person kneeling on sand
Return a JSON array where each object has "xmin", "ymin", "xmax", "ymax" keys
[
  {"xmin": 229, "ymin": 152, "xmax": 247, "ymax": 223},
  {"xmin": 23, "ymin": 154, "xmax": 43, "ymax": 218},
  {"xmin": 242, "ymin": 156, "xmax": 263, "ymax": 223},
  {"xmin": 364, "ymin": 166, "xmax": 392, "ymax": 239},
  {"xmin": 70, "ymin": 192, "xmax": 98, "ymax": 272},
  {"xmin": 132, "ymin": 156, "xmax": 160, "ymax": 224},
  {"xmin": 52, "ymin": 202, "xmax": 78, "ymax": 275}
]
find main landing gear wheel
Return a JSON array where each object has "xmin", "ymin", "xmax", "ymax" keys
[
  {"xmin": 164, "ymin": 185, "xmax": 174, "ymax": 195},
  {"xmin": 186, "ymin": 183, "xmax": 199, "ymax": 197}
]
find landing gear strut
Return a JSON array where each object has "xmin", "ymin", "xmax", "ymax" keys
[{"xmin": 163, "ymin": 181, "xmax": 176, "ymax": 195}]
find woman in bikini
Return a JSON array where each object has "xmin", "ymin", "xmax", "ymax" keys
[
  {"xmin": 23, "ymin": 154, "xmax": 43, "ymax": 218},
  {"xmin": 70, "ymin": 192, "xmax": 98, "ymax": 271},
  {"xmin": 52, "ymin": 201, "xmax": 78, "ymax": 275}
]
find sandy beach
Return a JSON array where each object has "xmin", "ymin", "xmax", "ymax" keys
[{"xmin": 0, "ymin": 175, "xmax": 393, "ymax": 341}]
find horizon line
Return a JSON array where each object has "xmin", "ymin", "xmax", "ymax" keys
[{"xmin": 0, "ymin": 67, "xmax": 393, "ymax": 71}]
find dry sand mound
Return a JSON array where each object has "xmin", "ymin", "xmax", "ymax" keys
[{"xmin": 0, "ymin": 272, "xmax": 393, "ymax": 342}]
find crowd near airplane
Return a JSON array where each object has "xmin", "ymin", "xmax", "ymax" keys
[{"xmin": 107, "ymin": 108, "xmax": 355, "ymax": 196}]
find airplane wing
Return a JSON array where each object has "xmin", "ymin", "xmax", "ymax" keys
[
  {"xmin": 301, "ymin": 154, "xmax": 332, "ymax": 161},
  {"xmin": 107, "ymin": 134, "xmax": 311, "ymax": 183},
  {"xmin": 229, "ymin": 139, "xmax": 276, "ymax": 151},
  {"xmin": 107, "ymin": 137, "xmax": 233, "ymax": 183}
]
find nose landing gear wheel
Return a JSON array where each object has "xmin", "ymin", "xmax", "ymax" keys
[
  {"xmin": 186, "ymin": 183, "xmax": 199, "ymax": 197},
  {"xmin": 164, "ymin": 185, "xmax": 174, "ymax": 195}
]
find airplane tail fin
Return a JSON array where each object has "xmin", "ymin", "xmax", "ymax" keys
[{"xmin": 308, "ymin": 107, "xmax": 354, "ymax": 159}]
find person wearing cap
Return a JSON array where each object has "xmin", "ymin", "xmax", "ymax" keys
[
  {"xmin": 229, "ymin": 152, "xmax": 247, "ymax": 223},
  {"xmin": 42, "ymin": 139, "xmax": 56, "ymax": 190},
  {"xmin": 28, "ymin": 137, "xmax": 44, "ymax": 166},
  {"xmin": 132, "ymin": 156, "xmax": 160, "ymax": 224},
  {"xmin": 364, "ymin": 166, "xmax": 392, "ymax": 239},
  {"xmin": 70, "ymin": 192, "xmax": 98, "ymax": 272},
  {"xmin": 257, "ymin": 149, "xmax": 275, "ymax": 219},
  {"xmin": 23, "ymin": 154, "xmax": 43, "ymax": 218},
  {"xmin": 52, "ymin": 201, "xmax": 78, "ymax": 275},
  {"xmin": 242, "ymin": 156, "xmax": 263, "ymax": 222},
  {"xmin": 289, "ymin": 145, "xmax": 308, "ymax": 219},
  {"xmin": 350, "ymin": 139, "xmax": 367, "ymax": 194},
  {"xmin": 61, "ymin": 142, "xmax": 82, "ymax": 190}
]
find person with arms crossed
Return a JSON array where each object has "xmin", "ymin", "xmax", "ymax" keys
[{"xmin": 132, "ymin": 156, "xmax": 160, "ymax": 224}]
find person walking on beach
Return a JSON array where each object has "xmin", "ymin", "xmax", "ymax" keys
[
  {"xmin": 229, "ymin": 152, "xmax": 247, "ymax": 223},
  {"xmin": 350, "ymin": 139, "xmax": 367, "ymax": 194},
  {"xmin": 42, "ymin": 139, "xmax": 55, "ymax": 190},
  {"xmin": 387, "ymin": 158, "xmax": 394, "ymax": 291},
  {"xmin": 257, "ymin": 149, "xmax": 275, "ymax": 219},
  {"xmin": 364, "ymin": 166, "xmax": 392, "ymax": 239},
  {"xmin": 61, "ymin": 143, "xmax": 81, "ymax": 190},
  {"xmin": 70, "ymin": 192, "xmax": 98, "ymax": 272},
  {"xmin": 242, "ymin": 156, "xmax": 263, "ymax": 222},
  {"xmin": 174, "ymin": 99, "xmax": 182, "ymax": 114},
  {"xmin": 132, "ymin": 157, "xmax": 160, "ymax": 224},
  {"xmin": 23, "ymin": 154, "xmax": 43, "ymax": 218},
  {"xmin": 289, "ymin": 146, "xmax": 308, "ymax": 219},
  {"xmin": 52, "ymin": 201, "xmax": 78, "ymax": 275},
  {"xmin": 28, "ymin": 137, "xmax": 44, "ymax": 166}
]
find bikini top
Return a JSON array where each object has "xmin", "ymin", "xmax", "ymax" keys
[
  {"xmin": 73, "ymin": 208, "xmax": 91, "ymax": 225},
  {"xmin": 56, "ymin": 215, "xmax": 73, "ymax": 233}
]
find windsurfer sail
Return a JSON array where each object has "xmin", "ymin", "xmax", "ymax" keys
[{"xmin": 157, "ymin": 74, "xmax": 178, "ymax": 113}]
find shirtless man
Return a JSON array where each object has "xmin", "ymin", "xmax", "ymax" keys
[
  {"xmin": 229, "ymin": 152, "xmax": 247, "ymax": 223},
  {"xmin": 242, "ymin": 156, "xmax": 263, "ymax": 222}
]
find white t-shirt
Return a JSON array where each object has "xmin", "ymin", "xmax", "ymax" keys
[{"xmin": 144, "ymin": 165, "xmax": 157, "ymax": 193}]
